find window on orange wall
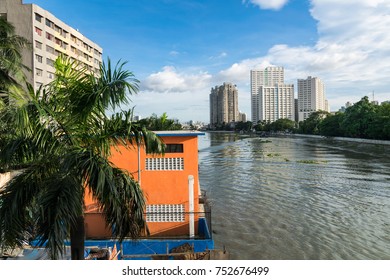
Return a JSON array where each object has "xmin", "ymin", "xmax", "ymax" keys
[{"xmin": 165, "ymin": 144, "xmax": 184, "ymax": 153}]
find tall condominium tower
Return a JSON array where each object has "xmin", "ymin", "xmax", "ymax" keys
[
  {"xmin": 0, "ymin": 0, "xmax": 102, "ymax": 97},
  {"xmin": 251, "ymin": 66, "xmax": 294, "ymax": 123},
  {"xmin": 297, "ymin": 76, "xmax": 329, "ymax": 122},
  {"xmin": 210, "ymin": 82, "xmax": 239, "ymax": 126}
]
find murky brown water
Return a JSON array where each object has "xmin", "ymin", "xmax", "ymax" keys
[{"xmin": 198, "ymin": 133, "xmax": 390, "ymax": 260}]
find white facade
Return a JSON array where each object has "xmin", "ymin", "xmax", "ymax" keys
[
  {"xmin": 257, "ymin": 84, "xmax": 294, "ymax": 123},
  {"xmin": 251, "ymin": 66, "xmax": 294, "ymax": 123},
  {"xmin": 0, "ymin": 0, "xmax": 103, "ymax": 92},
  {"xmin": 297, "ymin": 76, "xmax": 328, "ymax": 122}
]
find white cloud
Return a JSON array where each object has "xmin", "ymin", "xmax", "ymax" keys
[
  {"xmin": 244, "ymin": 0, "xmax": 289, "ymax": 10},
  {"xmin": 142, "ymin": 66, "xmax": 212, "ymax": 93},
  {"xmin": 221, "ymin": 0, "xmax": 390, "ymax": 111},
  {"xmin": 169, "ymin": 50, "xmax": 180, "ymax": 56},
  {"xmin": 132, "ymin": 89, "xmax": 210, "ymax": 122}
]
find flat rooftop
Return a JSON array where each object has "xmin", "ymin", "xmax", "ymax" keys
[{"xmin": 154, "ymin": 130, "xmax": 205, "ymax": 137}]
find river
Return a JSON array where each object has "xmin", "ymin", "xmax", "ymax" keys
[{"xmin": 198, "ymin": 132, "xmax": 390, "ymax": 260}]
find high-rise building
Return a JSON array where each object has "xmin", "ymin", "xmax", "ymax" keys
[
  {"xmin": 0, "ymin": 0, "xmax": 102, "ymax": 96},
  {"xmin": 251, "ymin": 66, "xmax": 294, "ymax": 123},
  {"xmin": 209, "ymin": 82, "xmax": 239, "ymax": 126},
  {"xmin": 239, "ymin": 112, "xmax": 247, "ymax": 122},
  {"xmin": 297, "ymin": 76, "xmax": 329, "ymax": 122}
]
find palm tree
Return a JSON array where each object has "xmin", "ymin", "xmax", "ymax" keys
[
  {"xmin": 0, "ymin": 16, "xmax": 30, "ymax": 104},
  {"xmin": 0, "ymin": 56, "xmax": 164, "ymax": 259}
]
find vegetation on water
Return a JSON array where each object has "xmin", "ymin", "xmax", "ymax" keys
[
  {"xmin": 267, "ymin": 153, "xmax": 281, "ymax": 157},
  {"xmin": 297, "ymin": 160, "xmax": 328, "ymax": 164}
]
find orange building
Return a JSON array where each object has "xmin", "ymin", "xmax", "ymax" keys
[{"xmin": 84, "ymin": 131, "xmax": 206, "ymax": 239}]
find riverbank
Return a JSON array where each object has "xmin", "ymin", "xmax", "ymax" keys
[
  {"xmin": 288, "ymin": 133, "xmax": 390, "ymax": 146},
  {"xmin": 205, "ymin": 131, "xmax": 390, "ymax": 146}
]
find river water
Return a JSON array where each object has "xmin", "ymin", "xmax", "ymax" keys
[{"xmin": 198, "ymin": 133, "xmax": 390, "ymax": 260}]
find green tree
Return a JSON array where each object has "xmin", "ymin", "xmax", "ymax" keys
[
  {"xmin": 341, "ymin": 96, "xmax": 377, "ymax": 138},
  {"xmin": 0, "ymin": 17, "xmax": 30, "ymax": 104},
  {"xmin": 319, "ymin": 112, "xmax": 345, "ymax": 137},
  {"xmin": 366, "ymin": 102, "xmax": 390, "ymax": 140},
  {"xmin": 234, "ymin": 121, "xmax": 253, "ymax": 132},
  {"xmin": 268, "ymin": 118, "xmax": 296, "ymax": 132},
  {"xmin": 0, "ymin": 56, "xmax": 164, "ymax": 259},
  {"xmin": 139, "ymin": 112, "xmax": 182, "ymax": 130},
  {"xmin": 298, "ymin": 110, "xmax": 330, "ymax": 135},
  {"xmin": 254, "ymin": 120, "xmax": 268, "ymax": 131}
]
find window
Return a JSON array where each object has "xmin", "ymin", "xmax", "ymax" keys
[
  {"xmin": 146, "ymin": 204, "xmax": 185, "ymax": 222},
  {"xmin": 46, "ymin": 58, "xmax": 54, "ymax": 67},
  {"xmin": 35, "ymin": 54, "xmax": 42, "ymax": 63},
  {"xmin": 36, "ymin": 68, "xmax": 43, "ymax": 76},
  {"xmin": 35, "ymin": 40, "xmax": 42, "ymax": 49},
  {"xmin": 45, "ymin": 19, "xmax": 53, "ymax": 28},
  {"xmin": 145, "ymin": 157, "xmax": 184, "ymax": 171},
  {"xmin": 54, "ymin": 25, "xmax": 61, "ymax": 33},
  {"xmin": 35, "ymin": 27, "xmax": 42, "ymax": 36},
  {"xmin": 55, "ymin": 37, "xmax": 62, "ymax": 47},
  {"xmin": 35, "ymin": 13, "xmax": 42, "ymax": 22},
  {"xmin": 46, "ymin": 32, "xmax": 54, "ymax": 41},
  {"xmin": 47, "ymin": 72, "xmax": 54, "ymax": 79},
  {"xmin": 46, "ymin": 45, "xmax": 55, "ymax": 54},
  {"xmin": 165, "ymin": 144, "xmax": 184, "ymax": 153}
]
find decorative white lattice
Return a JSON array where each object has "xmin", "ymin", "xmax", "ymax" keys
[
  {"xmin": 146, "ymin": 204, "xmax": 185, "ymax": 222},
  {"xmin": 145, "ymin": 157, "xmax": 184, "ymax": 171}
]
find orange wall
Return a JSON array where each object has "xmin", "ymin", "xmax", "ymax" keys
[{"xmin": 85, "ymin": 134, "xmax": 202, "ymax": 237}]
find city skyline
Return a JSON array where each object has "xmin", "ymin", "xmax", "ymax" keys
[{"xmin": 22, "ymin": 0, "xmax": 390, "ymax": 123}]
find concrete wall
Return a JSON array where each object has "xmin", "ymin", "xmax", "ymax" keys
[{"xmin": 291, "ymin": 133, "xmax": 390, "ymax": 146}]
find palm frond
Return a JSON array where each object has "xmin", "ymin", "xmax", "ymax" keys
[
  {"xmin": 0, "ymin": 169, "xmax": 43, "ymax": 251},
  {"xmin": 97, "ymin": 58, "xmax": 139, "ymax": 111},
  {"xmin": 34, "ymin": 173, "xmax": 82, "ymax": 260}
]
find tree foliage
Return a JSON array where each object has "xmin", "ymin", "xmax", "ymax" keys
[
  {"xmin": 298, "ymin": 96, "xmax": 390, "ymax": 140},
  {"xmin": 254, "ymin": 119, "xmax": 296, "ymax": 132},
  {"xmin": 0, "ymin": 56, "xmax": 164, "ymax": 259},
  {"xmin": 298, "ymin": 110, "xmax": 330, "ymax": 135},
  {"xmin": 138, "ymin": 112, "xmax": 182, "ymax": 130},
  {"xmin": 0, "ymin": 17, "xmax": 30, "ymax": 103}
]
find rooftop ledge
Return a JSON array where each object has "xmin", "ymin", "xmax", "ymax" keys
[{"xmin": 153, "ymin": 130, "xmax": 205, "ymax": 137}]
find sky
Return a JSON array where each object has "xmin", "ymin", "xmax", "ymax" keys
[{"xmin": 25, "ymin": 0, "xmax": 390, "ymax": 123}]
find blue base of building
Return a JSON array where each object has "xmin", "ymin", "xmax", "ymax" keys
[
  {"xmin": 27, "ymin": 218, "xmax": 213, "ymax": 260},
  {"xmin": 83, "ymin": 218, "xmax": 214, "ymax": 260}
]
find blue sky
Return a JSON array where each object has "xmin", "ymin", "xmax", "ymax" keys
[{"xmin": 25, "ymin": 0, "xmax": 390, "ymax": 123}]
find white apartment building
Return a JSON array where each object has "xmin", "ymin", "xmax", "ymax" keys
[
  {"xmin": 0, "ymin": 0, "xmax": 102, "ymax": 93},
  {"xmin": 297, "ymin": 76, "xmax": 329, "ymax": 122},
  {"xmin": 251, "ymin": 66, "xmax": 294, "ymax": 123}
]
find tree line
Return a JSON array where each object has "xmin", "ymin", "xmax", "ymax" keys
[
  {"xmin": 249, "ymin": 96, "xmax": 390, "ymax": 141},
  {"xmin": 298, "ymin": 97, "xmax": 390, "ymax": 140}
]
